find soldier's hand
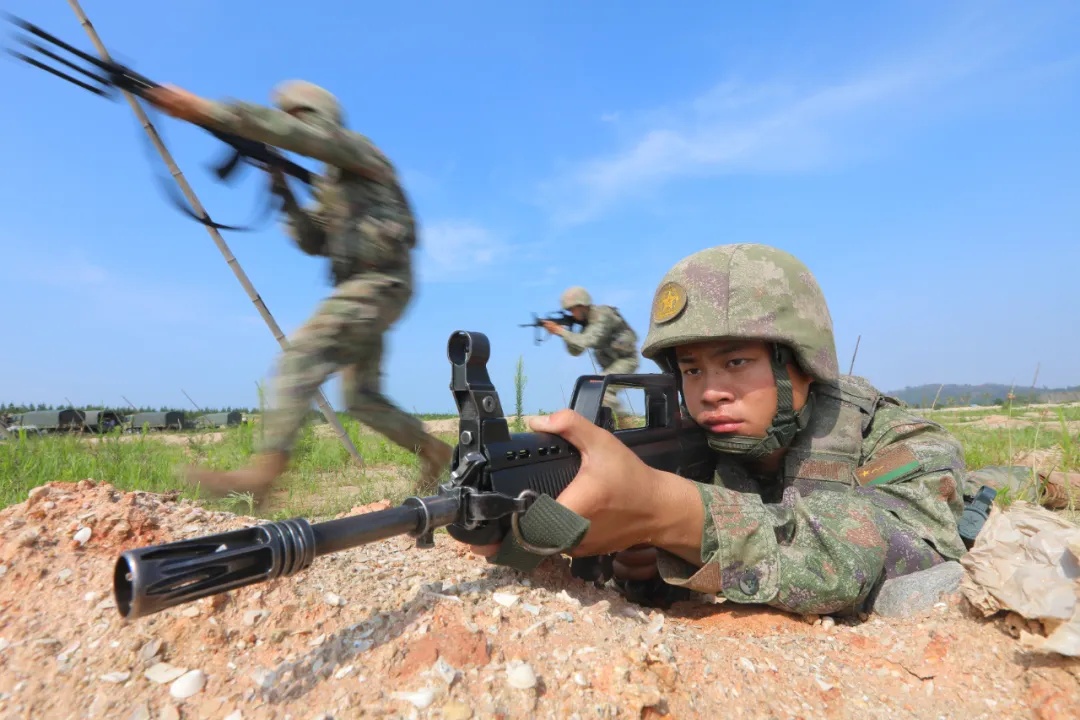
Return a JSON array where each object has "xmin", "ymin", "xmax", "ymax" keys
[
  {"xmin": 144, "ymin": 84, "xmax": 211, "ymax": 123},
  {"xmin": 613, "ymin": 544, "xmax": 659, "ymax": 581},
  {"xmin": 527, "ymin": 409, "xmax": 701, "ymax": 558},
  {"xmin": 540, "ymin": 320, "xmax": 563, "ymax": 336}
]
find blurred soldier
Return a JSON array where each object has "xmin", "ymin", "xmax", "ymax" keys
[
  {"xmin": 542, "ymin": 286, "xmax": 640, "ymax": 427},
  {"xmin": 145, "ymin": 80, "xmax": 453, "ymax": 500}
]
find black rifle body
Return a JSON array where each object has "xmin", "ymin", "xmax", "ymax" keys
[
  {"xmin": 519, "ymin": 310, "xmax": 585, "ymax": 345},
  {"xmin": 112, "ymin": 330, "xmax": 714, "ymax": 620}
]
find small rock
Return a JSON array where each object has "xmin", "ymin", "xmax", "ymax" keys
[
  {"xmin": 738, "ymin": 657, "xmax": 756, "ymax": 673},
  {"xmin": 820, "ymin": 616, "xmax": 836, "ymax": 631},
  {"xmin": 160, "ymin": 705, "xmax": 180, "ymax": 720},
  {"xmin": 393, "ymin": 687, "xmax": 436, "ymax": 709},
  {"xmin": 573, "ymin": 672, "xmax": 589, "ymax": 687},
  {"xmin": 28, "ymin": 485, "xmax": 50, "ymax": 502},
  {"xmin": 442, "ymin": 701, "xmax": 473, "ymax": 720},
  {"xmin": 224, "ymin": 711, "xmax": 242, "ymax": 720},
  {"xmin": 324, "ymin": 592, "xmax": 345, "ymax": 607},
  {"xmin": 169, "ymin": 669, "xmax": 206, "ymax": 699},
  {"xmin": 180, "ymin": 606, "xmax": 200, "ymax": 618},
  {"xmin": 250, "ymin": 669, "xmax": 273, "ymax": 689},
  {"xmin": 56, "ymin": 568, "xmax": 73, "ymax": 583},
  {"xmin": 433, "ymin": 657, "xmax": 458, "ymax": 685},
  {"xmin": 492, "ymin": 592, "xmax": 519, "ymax": 607},
  {"xmin": 242, "ymin": 610, "xmax": 267, "ymax": 627},
  {"xmin": 73, "ymin": 526, "xmax": 92, "ymax": 545},
  {"xmin": 127, "ymin": 703, "xmax": 151, "ymax": 720},
  {"xmin": 505, "ymin": 660, "xmax": 537, "ymax": 690},
  {"xmin": 145, "ymin": 662, "xmax": 187, "ymax": 684},
  {"xmin": 101, "ymin": 671, "xmax": 131, "ymax": 683},
  {"xmin": 333, "ymin": 665, "xmax": 354, "ymax": 680},
  {"xmin": 16, "ymin": 527, "xmax": 40, "ymax": 548},
  {"xmin": 138, "ymin": 638, "xmax": 163, "ymax": 664},
  {"xmin": 870, "ymin": 562, "xmax": 965, "ymax": 618}
]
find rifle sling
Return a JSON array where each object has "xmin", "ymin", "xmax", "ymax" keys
[{"xmin": 490, "ymin": 494, "xmax": 590, "ymax": 572}]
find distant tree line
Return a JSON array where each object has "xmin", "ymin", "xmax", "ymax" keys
[{"xmin": 1, "ymin": 402, "xmax": 260, "ymax": 416}]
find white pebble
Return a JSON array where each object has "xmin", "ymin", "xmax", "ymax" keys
[
  {"xmin": 506, "ymin": 660, "xmax": 537, "ymax": 689},
  {"xmin": 392, "ymin": 687, "xmax": 436, "ymax": 709},
  {"xmin": 324, "ymin": 592, "xmax": 345, "ymax": 607},
  {"xmin": 169, "ymin": 669, "xmax": 206, "ymax": 699},
  {"xmin": 73, "ymin": 527, "xmax": 92, "ymax": 545},
  {"xmin": 224, "ymin": 711, "xmax": 242, "ymax": 720},
  {"xmin": 492, "ymin": 592, "xmax": 519, "ymax": 607},
  {"xmin": 144, "ymin": 662, "xmax": 187, "ymax": 684},
  {"xmin": 100, "ymin": 671, "xmax": 130, "ymax": 683}
]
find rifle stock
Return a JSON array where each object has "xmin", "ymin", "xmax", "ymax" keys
[{"xmin": 113, "ymin": 330, "xmax": 714, "ymax": 620}]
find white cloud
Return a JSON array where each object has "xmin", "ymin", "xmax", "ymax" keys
[
  {"xmin": 537, "ymin": 4, "xmax": 1076, "ymax": 226},
  {"xmin": 416, "ymin": 220, "xmax": 506, "ymax": 282}
]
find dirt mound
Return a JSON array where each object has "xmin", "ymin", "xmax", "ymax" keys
[{"xmin": 1, "ymin": 480, "xmax": 1078, "ymax": 719}]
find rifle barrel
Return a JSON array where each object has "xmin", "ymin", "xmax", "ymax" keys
[{"xmin": 113, "ymin": 493, "xmax": 461, "ymax": 620}]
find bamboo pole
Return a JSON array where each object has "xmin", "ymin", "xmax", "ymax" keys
[{"xmin": 64, "ymin": 0, "xmax": 363, "ymax": 465}]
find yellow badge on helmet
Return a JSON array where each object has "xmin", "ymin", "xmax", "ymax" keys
[{"xmin": 652, "ymin": 282, "xmax": 687, "ymax": 324}]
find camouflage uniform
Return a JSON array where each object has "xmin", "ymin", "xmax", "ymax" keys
[
  {"xmin": 192, "ymin": 81, "xmax": 451, "ymax": 492},
  {"xmin": 641, "ymin": 244, "xmax": 968, "ymax": 616},
  {"xmin": 556, "ymin": 287, "xmax": 640, "ymax": 418}
]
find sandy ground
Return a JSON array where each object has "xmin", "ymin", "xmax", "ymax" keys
[{"xmin": 1, "ymin": 480, "xmax": 1078, "ymax": 719}]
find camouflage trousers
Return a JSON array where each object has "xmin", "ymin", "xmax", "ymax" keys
[
  {"xmin": 599, "ymin": 356, "xmax": 640, "ymax": 415},
  {"xmin": 259, "ymin": 272, "xmax": 434, "ymax": 457}
]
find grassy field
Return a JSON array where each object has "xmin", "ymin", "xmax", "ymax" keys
[{"xmin": 2, "ymin": 399, "xmax": 1077, "ymax": 522}]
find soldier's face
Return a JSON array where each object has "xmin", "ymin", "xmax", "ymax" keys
[{"xmin": 675, "ymin": 339, "xmax": 812, "ymax": 439}]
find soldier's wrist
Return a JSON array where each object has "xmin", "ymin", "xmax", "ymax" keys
[{"xmin": 650, "ymin": 473, "xmax": 707, "ymax": 564}]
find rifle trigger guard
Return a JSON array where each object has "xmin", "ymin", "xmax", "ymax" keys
[{"xmin": 509, "ymin": 490, "xmax": 565, "ymax": 557}]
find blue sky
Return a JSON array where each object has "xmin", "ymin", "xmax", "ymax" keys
[{"xmin": 2, "ymin": 0, "xmax": 1078, "ymax": 414}]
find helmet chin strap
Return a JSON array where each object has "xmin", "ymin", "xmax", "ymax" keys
[{"xmin": 705, "ymin": 344, "xmax": 813, "ymax": 459}]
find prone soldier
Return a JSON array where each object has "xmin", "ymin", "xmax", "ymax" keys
[{"xmin": 469, "ymin": 244, "xmax": 971, "ymax": 617}]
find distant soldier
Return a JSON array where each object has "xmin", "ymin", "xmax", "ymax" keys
[
  {"xmin": 145, "ymin": 80, "xmax": 454, "ymax": 499},
  {"xmin": 542, "ymin": 286, "xmax": 640, "ymax": 426}
]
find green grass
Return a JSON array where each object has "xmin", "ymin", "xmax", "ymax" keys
[
  {"xmin": 0, "ymin": 416, "xmax": 455, "ymax": 522},
  {"xmin": 3, "ymin": 397, "xmax": 1077, "ymax": 523}
]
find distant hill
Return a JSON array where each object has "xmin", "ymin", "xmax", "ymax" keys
[{"xmin": 886, "ymin": 383, "xmax": 1080, "ymax": 408}]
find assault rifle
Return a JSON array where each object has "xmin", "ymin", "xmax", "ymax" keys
[
  {"xmin": 519, "ymin": 311, "xmax": 586, "ymax": 345},
  {"xmin": 4, "ymin": 14, "xmax": 313, "ymax": 231},
  {"xmin": 112, "ymin": 330, "xmax": 714, "ymax": 620}
]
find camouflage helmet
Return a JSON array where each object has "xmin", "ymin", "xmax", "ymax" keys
[
  {"xmin": 641, "ymin": 243, "xmax": 838, "ymax": 381},
  {"xmin": 642, "ymin": 243, "xmax": 838, "ymax": 459},
  {"xmin": 560, "ymin": 286, "xmax": 592, "ymax": 310},
  {"xmin": 271, "ymin": 80, "xmax": 344, "ymax": 125}
]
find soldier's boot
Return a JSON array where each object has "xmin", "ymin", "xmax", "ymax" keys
[
  {"xmin": 1041, "ymin": 471, "xmax": 1080, "ymax": 509},
  {"xmin": 186, "ymin": 450, "xmax": 290, "ymax": 506},
  {"xmin": 416, "ymin": 436, "xmax": 454, "ymax": 495}
]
